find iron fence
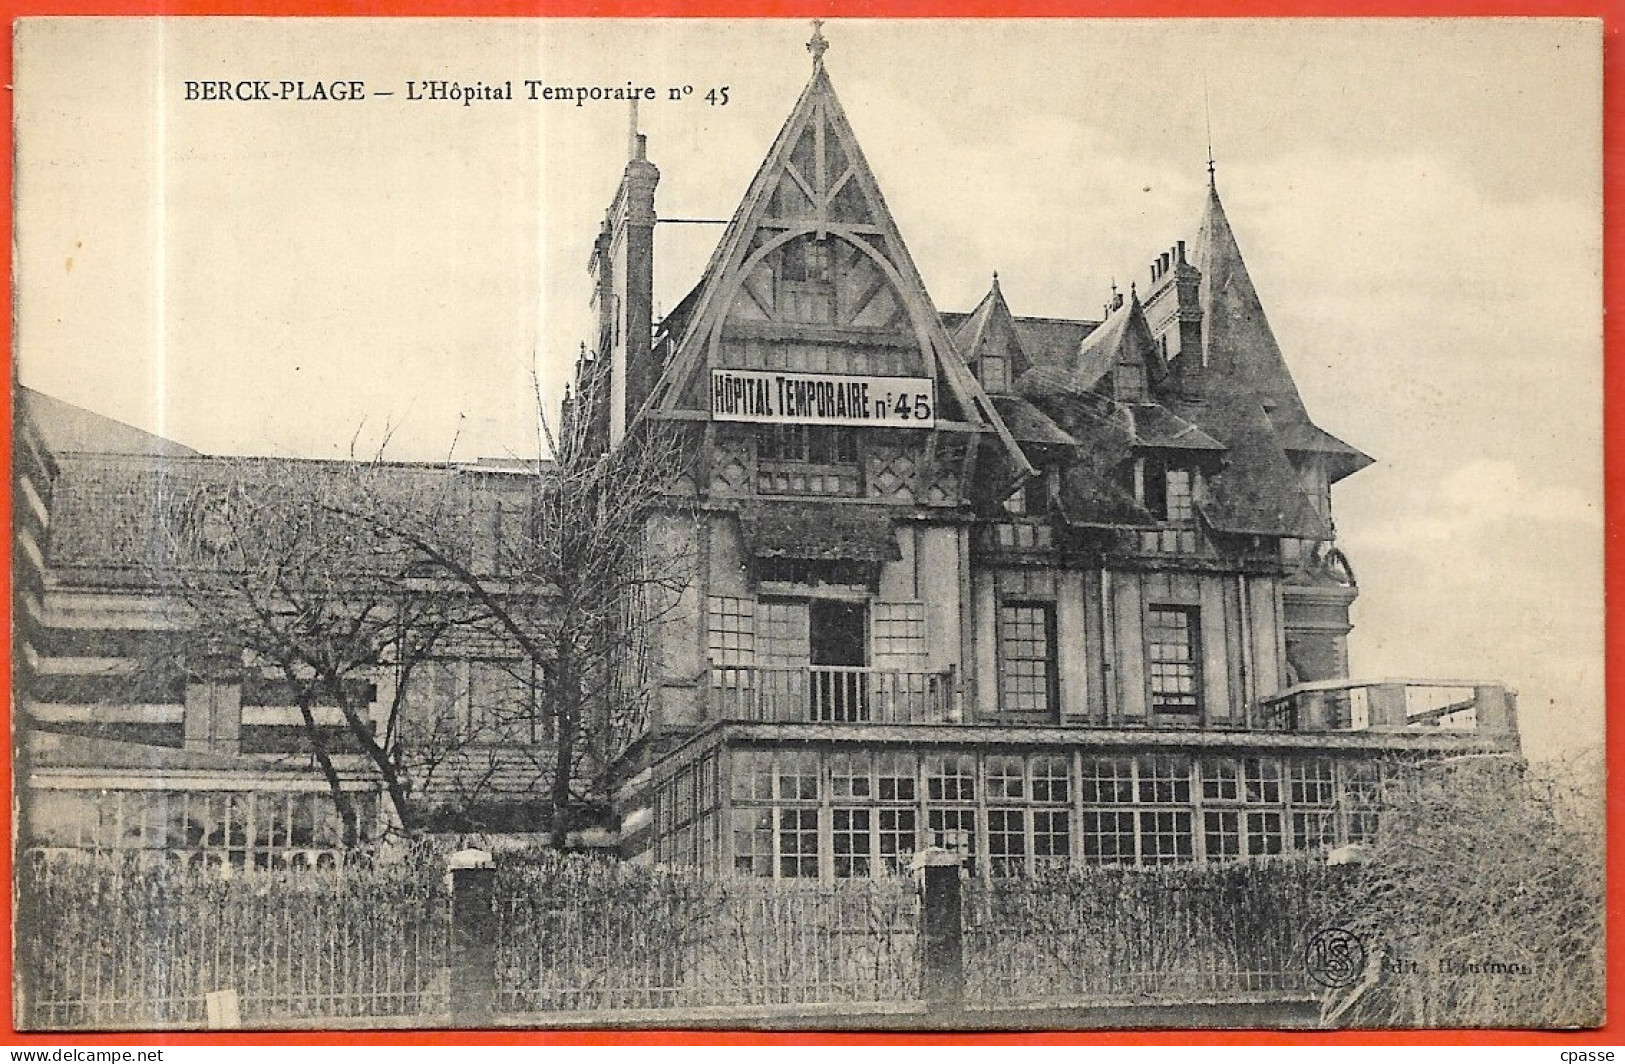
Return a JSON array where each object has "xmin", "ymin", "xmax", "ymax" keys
[
  {"xmin": 19, "ymin": 851, "xmax": 1336, "ymax": 1030},
  {"xmin": 17, "ymin": 856, "xmax": 449, "ymax": 1030},
  {"xmin": 496, "ymin": 877, "xmax": 919, "ymax": 1013},
  {"xmin": 962, "ymin": 862, "xmax": 1341, "ymax": 1003}
]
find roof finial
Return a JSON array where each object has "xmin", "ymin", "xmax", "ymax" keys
[
  {"xmin": 808, "ymin": 20, "xmax": 829, "ymax": 68},
  {"xmin": 991, "ymin": 269, "xmax": 1000, "ymax": 288},
  {"xmin": 1203, "ymin": 73, "xmax": 1217, "ymax": 188}
]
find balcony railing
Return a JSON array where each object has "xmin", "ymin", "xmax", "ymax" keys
[
  {"xmin": 1252, "ymin": 679, "xmax": 1517, "ymax": 736},
  {"xmin": 709, "ymin": 664, "xmax": 956, "ymax": 724}
]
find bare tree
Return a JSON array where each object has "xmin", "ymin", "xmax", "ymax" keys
[
  {"xmin": 1319, "ymin": 754, "xmax": 1604, "ymax": 1028},
  {"xmin": 152, "ymin": 456, "xmax": 479, "ymax": 841},
  {"xmin": 350, "ymin": 365, "xmax": 698, "ymax": 848}
]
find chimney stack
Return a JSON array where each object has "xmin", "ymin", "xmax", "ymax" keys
[{"xmin": 589, "ymin": 123, "xmax": 661, "ymax": 446}]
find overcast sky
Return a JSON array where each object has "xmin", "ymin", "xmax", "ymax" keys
[{"xmin": 15, "ymin": 18, "xmax": 1602, "ymax": 762}]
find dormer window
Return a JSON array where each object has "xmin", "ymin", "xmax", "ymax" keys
[
  {"xmin": 980, "ymin": 352, "xmax": 1010, "ymax": 393},
  {"xmin": 1144, "ymin": 458, "xmax": 1195, "ymax": 524},
  {"xmin": 1158, "ymin": 468, "xmax": 1195, "ymax": 523},
  {"xmin": 1002, "ymin": 473, "xmax": 1046, "ymax": 516},
  {"xmin": 1131, "ymin": 456, "xmax": 1200, "ymax": 554}
]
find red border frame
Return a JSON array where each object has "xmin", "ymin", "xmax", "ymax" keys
[{"xmin": 0, "ymin": 2, "xmax": 1617, "ymax": 1047}]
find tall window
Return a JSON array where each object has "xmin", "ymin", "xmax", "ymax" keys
[
  {"xmin": 998, "ymin": 603, "xmax": 1057, "ymax": 716},
  {"xmin": 707, "ymin": 596, "xmax": 755, "ymax": 667},
  {"xmin": 1147, "ymin": 606, "xmax": 1200, "ymax": 716},
  {"xmin": 468, "ymin": 660, "xmax": 541, "ymax": 743}
]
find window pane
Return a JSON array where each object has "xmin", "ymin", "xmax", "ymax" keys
[
  {"xmin": 777, "ymin": 750, "xmax": 821, "ymax": 802},
  {"xmin": 878, "ymin": 808, "xmax": 917, "ymax": 875},
  {"xmin": 779, "ymin": 808, "xmax": 820, "ymax": 878},
  {"xmin": 1031, "ymin": 755, "xmax": 1070, "ymax": 804},
  {"xmin": 1080, "ymin": 757, "xmax": 1134, "ymax": 804},
  {"xmin": 732, "ymin": 808, "xmax": 774, "ymax": 877},
  {"xmin": 1345, "ymin": 761, "xmax": 1383, "ymax": 844},
  {"xmin": 1033, "ymin": 810, "xmax": 1071, "ymax": 871},
  {"xmin": 1289, "ymin": 758, "xmax": 1336, "ymax": 806},
  {"xmin": 1200, "ymin": 757, "xmax": 1241, "ymax": 802},
  {"xmin": 707, "ymin": 596, "xmax": 756, "ymax": 667},
  {"xmin": 927, "ymin": 807, "xmax": 976, "ymax": 861},
  {"xmin": 1081, "ymin": 810, "xmax": 1136, "ymax": 865},
  {"xmin": 832, "ymin": 808, "xmax": 872, "ymax": 878},
  {"xmin": 986, "ymin": 755, "xmax": 1025, "ymax": 800},
  {"xmin": 1291, "ymin": 811, "xmax": 1336, "ymax": 851},
  {"xmin": 877, "ymin": 751, "xmax": 917, "ymax": 802},
  {"xmin": 1246, "ymin": 810, "xmax": 1284, "ymax": 856},
  {"xmin": 987, "ymin": 809, "xmax": 1026, "ymax": 877},
  {"xmin": 1139, "ymin": 810, "xmax": 1194, "ymax": 865},
  {"xmin": 830, "ymin": 751, "xmax": 872, "ymax": 799},
  {"xmin": 730, "ymin": 749, "xmax": 775, "ymax": 802},
  {"xmin": 926, "ymin": 753, "xmax": 976, "ymax": 801},
  {"xmin": 1204, "ymin": 810, "xmax": 1240, "ymax": 862},
  {"xmin": 1244, "ymin": 757, "xmax": 1281, "ymax": 804},
  {"xmin": 1165, "ymin": 469, "xmax": 1194, "ymax": 523},
  {"xmin": 873, "ymin": 602, "xmax": 927, "ymax": 659},
  {"xmin": 1136, "ymin": 755, "xmax": 1191, "ymax": 804}
]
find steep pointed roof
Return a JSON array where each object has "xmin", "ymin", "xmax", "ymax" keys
[
  {"xmin": 1192, "ymin": 181, "xmax": 1308, "ymax": 420},
  {"xmin": 1067, "ymin": 289, "xmax": 1163, "ymax": 398},
  {"xmin": 1191, "ymin": 180, "xmax": 1372, "ymax": 483},
  {"xmin": 1139, "ymin": 179, "xmax": 1345, "ymax": 537},
  {"xmin": 951, "ymin": 275, "xmax": 1030, "ymax": 388},
  {"xmin": 640, "ymin": 55, "xmax": 1033, "ymax": 482}
]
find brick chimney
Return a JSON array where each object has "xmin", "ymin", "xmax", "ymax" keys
[
  {"xmin": 1142, "ymin": 239, "xmax": 1203, "ymax": 379},
  {"xmin": 587, "ymin": 127, "xmax": 660, "ymax": 446}
]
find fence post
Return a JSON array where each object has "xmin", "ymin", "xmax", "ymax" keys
[
  {"xmin": 447, "ymin": 849, "xmax": 497, "ymax": 1025},
  {"xmin": 916, "ymin": 850, "xmax": 964, "ymax": 1010},
  {"xmin": 1367, "ymin": 683, "xmax": 1408, "ymax": 727}
]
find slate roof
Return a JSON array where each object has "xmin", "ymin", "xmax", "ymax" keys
[
  {"xmin": 25, "ymin": 728, "xmax": 314, "ymax": 775},
  {"xmin": 1127, "ymin": 403, "xmax": 1225, "ymax": 452},
  {"xmin": 19, "ymin": 386, "xmax": 200, "ymax": 458},
  {"xmin": 970, "ymin": 178, "xmax": 1366, "ymax": 539},
  {"xmin": 45, "ymin": 452, "xmax": 486, "ymax": 573},
  {"xmin": 1169, "ymin": 180, "xmax": 1339, "ymax": 537},
  {"xmin": 1272, "ymin": 418, "xmax": 1374, "ymax": 482},
  {"xmin": 1057, "ymin": 464, "xmax": 1157, "ymax": 529},
  {"xmin": 941, "ymin": 312, "xmax": 1098, "ymax": 372},
  {"xmin": 989, "ymin": 395, "xmax": 1077, "ymax": 447}
]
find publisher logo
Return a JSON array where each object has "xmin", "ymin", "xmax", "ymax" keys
[{"xmin": 1305, "ymin": 927, "xmax": 1367, "ymax": 988}]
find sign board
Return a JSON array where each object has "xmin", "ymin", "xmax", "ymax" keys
[{"xmin": 710, "ymin": 369, "xmax": 936, "ymax": 428}]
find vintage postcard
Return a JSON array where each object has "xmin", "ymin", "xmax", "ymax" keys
[{"xmin": 10, "ymin": 18, "xmax": 1604, "ymax": 1034}]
